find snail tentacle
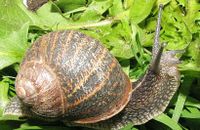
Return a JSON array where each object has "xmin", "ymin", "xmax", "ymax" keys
[
  {"xmin": 151, "ymin": 42, "xmax": 167, "ymax": 74},
  {"xmin": 152, "ymin": 4, "xmax": 163, "ymax": 57}
]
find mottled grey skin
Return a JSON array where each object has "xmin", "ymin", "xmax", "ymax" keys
[{"xmin": 3, "ymin": 4, "xmax": 181, "ymax": 130}]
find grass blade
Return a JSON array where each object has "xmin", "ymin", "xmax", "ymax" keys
[
  {"xmin": 172, "ymin": 76, "xmax": 194, "ymax": 122},
  {"xmin": 154, "ymin": 113, "xmax": 182, "ymax": 130}
]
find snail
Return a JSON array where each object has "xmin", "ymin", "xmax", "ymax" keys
[{"xmin": 3, "ymin": 4, "xmax": 181, "ymax": 130}]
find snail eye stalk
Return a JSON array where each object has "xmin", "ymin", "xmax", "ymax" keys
[
  {"xmin": 152, "ymin": 4, "xmax": 163, "ymax": 56},
  {"xmin": 150, "ymin": 4, "xmax": 164, "ymax": 74}
]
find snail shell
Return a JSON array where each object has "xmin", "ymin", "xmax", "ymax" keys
[{"xmin": 15, "ymin": 31, "xmax": 132, "ymax": 123}]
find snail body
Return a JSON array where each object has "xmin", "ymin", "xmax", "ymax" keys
[{"xmin": 4, "ymin": 5, "xmax": 181, "ymax": 130}]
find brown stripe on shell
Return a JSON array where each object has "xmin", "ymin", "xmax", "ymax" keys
[
  {"xmin": 74, "ymin": 73, "xmax": 132, "ymax": 124},
  {"xmin": 65, "ymin": 33, "xmax": 93, "ymax": 70},
  {"xmin": 60, "ymin": 32, "xmax": 92, "ymax": 95},
  {"xmin": 64, "ymin": 57, "xmax": 132, "ymax": 123},
  {"xmin": 49, "ymin": 32, "xmax": 60, "ymax": 63},
  {"xmin": 67, "ymin": 58, "xmax": 116, "ymax": 108},
  {"xmin": 57, "ymin": 31, "xmax": 97, "ymax": 97},
  {"xmin": 60, "ymin": 38, "xmax": 104, "ymax": 105},
  {"xmin": 59, "ymin": 30, "xmax": 75, "ymax": 65},
  {"xmin": 50, "ymin": 31, "xmax": 70, "ymax": 68},
  {"xmin": 37, "ymin": 34, "xmax": 50, "ymax": 63},
  {"xmin": 22, "ymin": 37, "xmax": 42, "ymax": 63},
  {"xmin": 23, "ymin": 32, "xmax": 49, "ymax": 64},
  {"xmin": 59, "ymin": 31, "xmax": 88, "ymax": 71},
  {"xmin": 46, "ymin": 33, "xmax": 55, "ymax": 63},
  {"xmin": 67, "ymin": 45, "xmax": 108, "ymax": 98},
  {"xmin": 59, "ymin": 77, "xmax": 67, "ymax": 116},
  {"xmin": 56, "ymin": 31, "xmax": 81, "ymax": 93},
  {"xmin": 43, "ymin": 33, "xmax": 50, "ymax": 62}
]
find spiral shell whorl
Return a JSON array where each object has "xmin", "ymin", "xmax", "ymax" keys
[
  {"xmin": 15, "ymin": 61, "xmax": 65, "ymax": 118},
  {"xmin": 15, "ymin": 30, "xmax": 132, "ymax": 123}
]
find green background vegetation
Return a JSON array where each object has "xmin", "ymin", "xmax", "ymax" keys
[{"xmin": 0, "ymin": 0, "xmax": 199, "ymax": 130}]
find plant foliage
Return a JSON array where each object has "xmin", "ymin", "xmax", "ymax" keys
[{"xmin": 0, "ymin": 0, "xmax": 199, "ymax": 130}]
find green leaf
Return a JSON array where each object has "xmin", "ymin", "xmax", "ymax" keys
[
  {"xmin": 0, "ymin": 82, "xmax": 9, "ymax": 116},
  {"xmin": 96, "ymin": 20, "xmax": 145, "ymax": 59},
  {"xmin": 182, "ymin": 0, "xmax": 200, "ymax": 34},
  {"xmin": 33, "ymin": 2, "xmax": 70, "ymax": 30},
  {"xmin": 179, "ymin": 61, "xmax": 200, "ymax": 78},
  {"xmin": 120, "ymin": 60, "xmax": 130, "ymax": 75},
  {"xmin": 0, "ymin": 0, "xmax": 68, "ymax": 35},
  {"xmin": 0, "ymin": 114, "xmax": 23, "ymax": 121},
  {"xmin": 0, "ymin": 0, "xmax": 31, "ymax": 38},
  {"xmin": 17, "ymin": 122, "xmax": 73, "ymax": 130},
  {"xmin": 180, "ymin": 38, "xmax": 200, "ymax": 77},
  {"xmin": 176, "ymin": 0, "xmax": 187, "ymax": 6},
  {"xmin": 55, "ymin": 0, "xmax": 86, "ymax": 12},
  {"xmin": 172, "ymin": 77, "xmax": 194, "ymax": 122},
  {"xmin": 154, "ymin": 113, "xmax": 182, "ymax": 130},
  {"xmin": 181, "ymin": 118, "xmax": 200, "ymax": 130},
  {"xmin": 0, "ymin": 23, "xmax": 29, "ymax": 70},
  {"xmin": 185, "ymin": 97, "xmax": 200, "ymax": 109},
  {"xmin": 123, "ymin": 0, "xmax": 134, "ymax": 9},
  {"xmin": 181, "ymin": 107, "xmax": 200, "ymax": 118},
  {"xmin": 129, "ymin": 0, "xmax": 156, "ymax": 24},
  {"xmin": 109, "ymin": 0, "xmax": 124, "ymax": 16},
  {"xmin": 161, "ymin": 2, "xmax": 192, "ymax": 50},
  {"xmin": 78, "ymin": 0, "xmax": 112, "ymax": 22}
]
